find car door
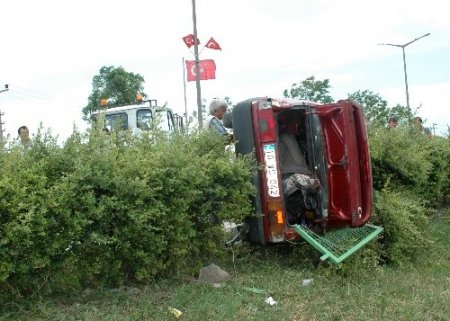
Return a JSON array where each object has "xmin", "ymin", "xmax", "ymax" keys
[{"xmin": 312, "ymin": 100, "xmax": 372, "ymax": 227}]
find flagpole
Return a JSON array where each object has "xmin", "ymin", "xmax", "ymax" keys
[
  {"xmin": 182, "ymin": 57, "xmax": 188, "ymax": 126},
  {"xmin": 191, "ymin": 0, "xmax": 203, "ymax": 128}
]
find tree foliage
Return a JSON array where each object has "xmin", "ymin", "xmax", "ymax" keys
[
  {"xmin": 82, "ymin": 66, "xmax": 147, "ymax": 120},
  {"xmin": 283, "ymin": 76, "xmax": 334, "ymax": 103},
  {"xmin": 389, "ymin": 103, "xmax": 415, "ymax": 124},
  {"xmin": 348, "ymin": 90, "xmax": 415, "ymax": 127},
  {"xmin": 348, "ymin": 90, "xmax": 389, "ymax": 126}
]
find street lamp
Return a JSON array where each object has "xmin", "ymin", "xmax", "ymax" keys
[
  {"xmin": 0, "ymin": 84, "xmax": 9, "ymax": 94},
  {"xmin": 378, "ymin": 33, "xmax": 430, "ymax": 109}
]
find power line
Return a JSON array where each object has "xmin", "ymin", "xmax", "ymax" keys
[{"xmin": 1, "ymin": 84, "xmax": 83, "ymax": 110}]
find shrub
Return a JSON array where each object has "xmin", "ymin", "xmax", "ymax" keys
[
  {"xmin": 421, "ymin": 136, "xmax": 450, "ymax": 205},
  {"xmin": 0, "ymin": 126, "xmax": 254, "ymax": 302},
  {"xmin": 369, "ymin": 126, "xmax": 432, "ymax": 191},
  {"xmin": 369, "ymin": 126, "xmax": 450, "ymax": 206},
  {"xmin": 371, "ymin": 188, "xmax": 432, "ymax": 266},
  {"xmin": 365, "ymin": 126, "xmax": 449, "ymax": 266}
]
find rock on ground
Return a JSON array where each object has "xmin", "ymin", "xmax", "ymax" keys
[{"xmin": 198, "ymin": 263, "xmax": 231, "ymax": 284}]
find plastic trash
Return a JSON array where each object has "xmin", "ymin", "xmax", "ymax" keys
[
  {"xmin": 168, "ymin": 307, "xmax": 183, "ymax": 318},
  {"xmin": 302, "ymin": 278, "xmax": 314, "ymax": 286},
  {"xmin": 264, "ymin": 296, "xmax": 278, "ymax": 306},
  {"xmin": 243, "ymin": 287, "xmax": 269, "ymax": 295}
]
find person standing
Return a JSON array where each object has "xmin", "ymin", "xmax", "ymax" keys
[
  {"xmin": 206, "ymin": 99, "xmax": 233, "ymax": 143},
  {"xmin": 18, "ymin": 125, "xmax": 31, "ymax": 147},
  {"xmin": 387, "ymin": 117, "xmax": 398, "ymax": 129},
  {"xmin": 206, "ymin": 99, "xmax": 228, "ymax": 135},
  {"xmin": 413, "ymin": 117, "xmax": 432, "ymax": 138}
]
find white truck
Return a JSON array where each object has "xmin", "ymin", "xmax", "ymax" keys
[{"xmin": 91, "ymin": 99, "xmax": 183, "ymax": 134}]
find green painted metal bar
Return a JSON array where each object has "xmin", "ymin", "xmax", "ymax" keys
[{"xmin": 293, "ymin": 224, "xmax": 383, "ymax": 265}]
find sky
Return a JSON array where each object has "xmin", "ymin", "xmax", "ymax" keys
[{"xmin": 1, "ymin": 0, "xmax": 449, "ymax": 141}]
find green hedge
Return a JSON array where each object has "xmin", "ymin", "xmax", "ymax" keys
[
  {"xmin": 0, "ymin": 127, "xmax": 254, "ymax": 301},
  {"xmin": 368, "ymin": 126, "xmax": 450, "ymax": 265},
  {"xmin": 1, "ymin": 121, "xmax": 448, "ymax": 299},
  {"xmin": 369, "ymin": 126, "xmax": 450, "ymax": 205}
]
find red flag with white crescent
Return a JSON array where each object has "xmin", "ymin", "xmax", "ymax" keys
[
  {"xmin": 182, "ymin": 34, "xmax": 200, "ymax": 48},
  {"xmin": 185, "ymin": 59, "xmax": 216, "ymax": 82},
  {"xmin": 205, "ymin": 37, "xmax": 222, "ymax": 50}
]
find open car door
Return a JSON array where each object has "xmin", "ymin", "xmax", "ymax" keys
[{"xmin": 311, "ymin": 100, "xmax": 372, "ymax": 227}]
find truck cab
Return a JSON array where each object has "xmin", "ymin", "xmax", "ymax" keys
[
  {"xmin": 232, "ymin": 97, "xmax": 375, "ymax": 249},
  {"xmin": 91, "ymin": 100, "xmax": 183, "ymax": 134}
]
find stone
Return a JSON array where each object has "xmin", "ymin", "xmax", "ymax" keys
[{"xmin": 198, "ymin": 263, "xmax": 231, "ymax": 284}]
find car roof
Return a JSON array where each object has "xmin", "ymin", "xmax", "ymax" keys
[{"xmin": 92, "ymin": 102, "xmax": 172, "ymax": 115}]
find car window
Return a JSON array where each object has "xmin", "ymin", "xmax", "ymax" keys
[
  {"xmin": 136, "ymin": 109, "xmax": 153, "ymax": 130},
  {"xmin": 105, "ymin": 113, "xmax": 128, "ymax": 131},
  {"xmin": 155, "ymin": 109, "xmax": 175, "ymax": 132},
  {"xmin": 308, "ymin": 113, "xmax": 329, "ymax": 216}
]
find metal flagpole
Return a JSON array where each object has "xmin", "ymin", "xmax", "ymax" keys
[
  {"xmin": 191, "ymin": 0, "xmax": 203, "ymax": 128},
  {"xmin": 182, "ymin": 57, "xmax": 188, "ymax": 126}
]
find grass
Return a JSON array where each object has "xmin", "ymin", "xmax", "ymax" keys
[{"xmin": 1, "ymin": 210, "xmax": 449, "ymax": 321}]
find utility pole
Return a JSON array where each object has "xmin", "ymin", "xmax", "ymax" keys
[
  {"xmin": 0, "ymin": 110, "xmax": 4, "ymax": 141},
  {"xmin": 191, "ymin": 0, "xmax": 203, "ymax": 128},
  {"xmin": 378, "ymin": 33, "xmax": 430, "ymax": 110},
  {"xmin": 0, "ymin": 84, "xmax": 9, "ymax": 141}
]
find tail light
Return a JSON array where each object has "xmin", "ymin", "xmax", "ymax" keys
[
  {"xmin": 257, "ymin": 104, "xmax": 277, "ymax": 142},
  {"xmin": 267, "ymin": 200, "xmax": 285, "ymax": 242}
]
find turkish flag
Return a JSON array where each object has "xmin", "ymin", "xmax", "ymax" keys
[
  {"xmin": 182, "ymin": 34, "xmax": 200, "ymax": 48},
  {"xmin": 185, "ymin": 59, "xmax": 216, "ymax": 82},
  {"xmin": 205, "ymin": 37, "xmax": 222, "ymax": 50}
]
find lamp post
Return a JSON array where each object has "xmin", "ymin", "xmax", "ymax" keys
[
  {"xmin": 378, "ymin": 33, "xmax": 430, "ymax": 110},
  {"xmin": 0, "ymin": 84, "xmax": 9, "ymax": 94}
]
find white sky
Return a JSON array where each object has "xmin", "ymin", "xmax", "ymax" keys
[{"xmin": 1, "ymin": 0, "xmax": 449, "ymax": 141}]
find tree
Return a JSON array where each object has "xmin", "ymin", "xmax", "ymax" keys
[
  {"xmin": 82, "ymin": 66, "xmax": 147, "ymax": 120},
  {"xmin": 283, "ymin": 76, "xmax": 334, "ymax": 103},
  {"xmin": 348, "ymin": 90, "xmax": 415, "ymax": 127},
  {"xmin": 348, "ymin": 90, "xmax": 389, "ymax": 127},
  {"xmin": 389, "ymin": 103, "xmax": 414, "ymax": 125},
  {"xmin": 223, "ymin": 96, "xmax": 233, "ymax": 108}
]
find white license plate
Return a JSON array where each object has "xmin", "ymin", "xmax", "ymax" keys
[{"xmin": 263, "ymin": 144, "xmax": 280, "ymax": 197}]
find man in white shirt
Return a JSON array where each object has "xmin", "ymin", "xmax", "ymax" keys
[
  {"xmin": 206, "ymin": 99, "xmax": 233, "ymax": 144},
  {"xmin": 206, "ymin": 99, "xmax": 228, "ymax": 135}
]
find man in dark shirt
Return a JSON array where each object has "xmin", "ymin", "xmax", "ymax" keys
[{"xmin": 18, "ymin": 125, "xmax": 32, "ymax": 148}]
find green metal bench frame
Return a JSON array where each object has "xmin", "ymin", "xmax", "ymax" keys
[{"xmin": 293, "ymin": 224, "xmax": 383, "ymax": 264}]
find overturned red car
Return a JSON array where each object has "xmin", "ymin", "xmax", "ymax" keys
[{"xmin": 230, "ymin": 97, "xmax": 381, "ymax": 263}]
